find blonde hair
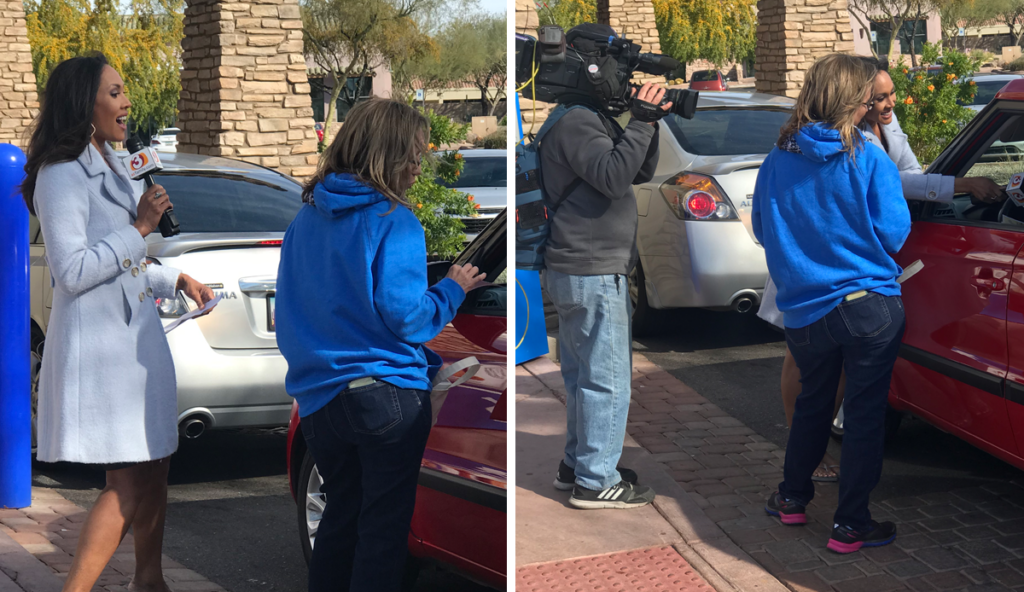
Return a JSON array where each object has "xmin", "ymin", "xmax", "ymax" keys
[
  {"xmin": 303, "ymin": 98, "xmax": 429, "ymax": 213},
  {"xmin": 778, "ymin": 53, "xmax": 877, "ymax": 161}
]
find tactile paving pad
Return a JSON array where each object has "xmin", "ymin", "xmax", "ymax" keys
[{"xmin": 516, "ymin": 546, "xmax": 717, "ymax": 592}]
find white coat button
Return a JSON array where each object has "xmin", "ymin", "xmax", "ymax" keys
[
  {"xmin": 123, "ymin": 259, "xmax": 131, "ymax": 268},
  {"xmin": 141, "ymin": 262, "xmax": 148, "ymax": 272},
  {"xmin": 131, "ymin": 267, "xmax": 139, "ymax": 277},
  {"xmin": 928, "ymin": 191, "xmax": 937, "ymax": 199},
  {"xmin": 146, "ymin": 287, "xmax": 153, "ymax": 296},
  {"xmin": 139, "ymin": 292, "xmax": 145, "ymax": 302}
]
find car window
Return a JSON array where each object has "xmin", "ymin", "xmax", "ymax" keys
[
  {"xmin": 928, "ymin": 111, "xmax": 1024, "ymax": 230},
  {"xmin": 30, "ymin": 215, "xmax": 40, "ymax": 244},
  {"xmin": 439, "ymin": 156, "xmax": 506, "ymax": 189},
  {"xmin": 964, "ymin": 80, "xmax": 1011, "ymax": 107},
  {"xmin": 153, "ymin": 171, "xmax": 303, "ymax": 233},
  {"xmin": 665, "ymin": 108, "xmax": 791, "ymax": 156},
  {"xmin": 691, "ymin": 71, "xmax": 717, "ymax": 82}
]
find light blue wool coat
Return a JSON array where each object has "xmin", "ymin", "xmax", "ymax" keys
[{"xmin": 34, "ymin": 142, "xmax": 182, "ymax": 464}]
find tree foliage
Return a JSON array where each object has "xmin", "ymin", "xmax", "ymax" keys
[
  {"xmin": 848, "ymin": 0, "xmax": 928, "ymax": 63},
  {"xmin": 24, "ymin": 0, "xmax": 183, "ymax": 141},
  {"xmin": 653, "ymin": 0, "xmax": 757, "ymax": 68},
  {"xmin": 937, "ymin": 0, "xmax": 1000, "ymax": 50},
  {"xmin": 890, "ymin": 43, "xmax": 980, "ymax": 165},
  {"xmin": 402, "ymin": 15, "xmax": 506, "ymax": 115},
  {"xmin": 407, "ymin": 110, "xmax": 478, "ymax": 257},
  {"xmin": 302, "ymin": 0, "xmax": 435, "ymax": 146},
  {"xmin": 537, "ymin": 0, "xmax": 756, "ymax": 68}
]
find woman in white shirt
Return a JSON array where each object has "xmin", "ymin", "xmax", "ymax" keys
[{"xmin": 760, "ymin": 60, "xmax": 1004, "ymax": 482}]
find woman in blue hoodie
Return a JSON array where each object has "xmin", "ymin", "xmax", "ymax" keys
[
  {"xmin": 753, "ymin": 54, "xmax": 910, "ymax": 554},
  {"xmin": 275, "ymin": 98, "xmax": 485, "ymax": 592}
]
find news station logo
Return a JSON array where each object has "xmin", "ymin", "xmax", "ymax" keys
[{"xmin": 129, "ymin": 152, "xmax": 149, "ymax": 173}]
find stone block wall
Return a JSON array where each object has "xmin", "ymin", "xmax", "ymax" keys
[
  {"xmin": 755, "ymin": 0, "xmax": 854, "ymax": 97},
  {"xmin": 0, "ymin": 0, "xmax": 38, "ymax": 148},
  {"xmin": 178, "ymin": 0, "xmax": 318, "ymax": 177}
]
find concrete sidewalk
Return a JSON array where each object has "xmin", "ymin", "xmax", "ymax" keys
[
  {"xmin": 516, "ymin": 356, "xmax": 787, "ymax": 592},
  {"xmin": 519, "ymin": 353, "xmax": 1024, "ymax": 592},
  {"xmin": 0, "ymin": 488, "xmax": 226, "ymax": 592}
]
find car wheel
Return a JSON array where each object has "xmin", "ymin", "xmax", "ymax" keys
[
  {"xmin": 297, "ymin": 449, "xmax": 324, "ymax": 565},
  {"xmin": 295, "ymin": 449, "xmax": 422, "ymax": 589},
  {"xmin": 628, "ymin": 261, "xmax": 659, "ymax": 337},
  {"xmin": 30, "ymin": 329, "xmax": 43, "ymax": 452}
]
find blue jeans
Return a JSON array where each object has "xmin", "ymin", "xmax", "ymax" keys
[
  {"xmin": 543, "ymin": 269, "xmax": 632, "ymax": 490},
  {"xmin": 300, "ymin": 382, "xmax": 431, "ymax": 592},
  {"xmin": 780, "ymin": 293, "xmax": 905, "ymax": 530}
]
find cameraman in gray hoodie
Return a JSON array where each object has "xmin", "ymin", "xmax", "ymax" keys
[{"xmin": 542, "ymin": 30, "xmax": 671, "ymax": 507}]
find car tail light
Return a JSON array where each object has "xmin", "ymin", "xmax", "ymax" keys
[{"xmin": 660, "ymin": 173, "xmax": 738, "ymax": 221}]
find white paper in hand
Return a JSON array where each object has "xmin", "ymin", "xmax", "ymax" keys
[
  {"xmin": 163, "ymin": 295, "xmax": 222, "ymax": 334},
  {"xmin": 897, "ymin": 260, "xmax": 924, "ymax": 284}
]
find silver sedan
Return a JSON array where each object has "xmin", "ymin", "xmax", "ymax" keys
[{"xmin": 630, "ymin": 91, "xmax": 795, "ymax": 334}]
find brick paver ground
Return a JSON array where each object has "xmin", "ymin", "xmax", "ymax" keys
[
  {"xmin": 516, "ymin": 546, "xmax": 717, "ymax": 592},
  {"xmin": 527, "ymin": 351, "xmax": 1024, "ymax": 592},
  {"xmin": 0, "ymin": 487, "xmax": 226, "ymax": 592}
]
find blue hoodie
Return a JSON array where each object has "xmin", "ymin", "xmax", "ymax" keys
[
  {"xmin": 752, "ymin": 123, "xmax": 910, "ymax": 329},
  {"xmin": 275, "ymin": 174, "xmax": 466, "ymax": 417}
]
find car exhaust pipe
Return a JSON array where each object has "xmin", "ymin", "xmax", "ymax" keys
[
  {"xmin": 733, "ymin": 296, "xmax": 754, "ymax": 313},
  {"xmin": 179, "ymin": 418, "xmax": 207, "ymax": 439},
  {"xmin": 729, "ymin": 290, "xmax": 759, "ymax": 314}
]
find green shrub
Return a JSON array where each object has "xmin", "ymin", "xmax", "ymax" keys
[
  {"xmin": 407, "ymin": 110, "xmax": 478, "ymax": 257},
  {"xmin": 476, "ymin": 128, "xmax": 507, "ymax": 149},
  {"xmin": 890, "ymin": 43, "xmax": 981, "ymax": 166},
  {"xmin": 1006, "ymin": 57, "xmax": 1024, "ymax": 72}
]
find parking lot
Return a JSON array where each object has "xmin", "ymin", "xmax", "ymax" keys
[{"xmin": 31, "ymin": 429, "xmax": 492, "ymax": 592}]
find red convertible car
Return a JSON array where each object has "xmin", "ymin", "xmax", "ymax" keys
[
  {"xmin": 885, "ymin": 80, "xmax": 1024, "ymax": 471},
  {"xmin": 286, "ymin": 211, "xmax": 508, "ymax": 589}
]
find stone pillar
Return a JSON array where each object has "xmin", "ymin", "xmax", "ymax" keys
[
  {"xmin": 755, "ymin": 0, "xmax": 854, "ymax": 97},
  {"xmin": 178, "ymin": 0, "xmax": 318, "ymax": 177},
  {"xmin": 598, "ymin": 0, "xmax": 662, "ymax": 84},
  {"xmin": 0, "ymin": 1, "xmax": 38, "ymax": 148},
  {"xmin": 515, "ymin": 0, "xmax": 538, "ymax": 37}
]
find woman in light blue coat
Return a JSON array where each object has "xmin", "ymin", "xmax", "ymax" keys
[{"xmin": 23, "ymin": 54, "xmax": 213, "ymax": 592}]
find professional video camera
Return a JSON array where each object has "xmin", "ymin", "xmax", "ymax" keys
[{"xmin": 515, "ymin": 23, "xmax": 699, "ymax": 119}]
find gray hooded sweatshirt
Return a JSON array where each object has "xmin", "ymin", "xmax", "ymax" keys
[{"xmin": 540, "ymin": 107, "xmax": 660, "ymax": 276}]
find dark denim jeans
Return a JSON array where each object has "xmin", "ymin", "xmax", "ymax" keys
[
  {"xmin": 780, "ymin": 293, "xmax": 905, "ymax": 530},
  {"xmin": 301, "ymin": 381, "xmax": 431, "ymax": 592}
]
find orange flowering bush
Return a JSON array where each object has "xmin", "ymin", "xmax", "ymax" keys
[
  {"xmin": 891, "ymin": 43, "xmax": 981, "ymax": 165},
  {"xmin": 408, "ymin": 110, "xmax": 476, "ymax": 257}
]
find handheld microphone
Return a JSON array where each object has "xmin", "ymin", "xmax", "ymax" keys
[{"xmin": 124, "ymin": 136, "xmax": 179, "ymax": 237}]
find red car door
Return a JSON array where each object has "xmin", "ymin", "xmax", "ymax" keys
[
  {"xmin": 1004, "ymin": 248, "xmax": 1024, "ymax": 458},
  {"xmin": 890, "ymin": 101, "xmax": 1024, "ymax": 463}
]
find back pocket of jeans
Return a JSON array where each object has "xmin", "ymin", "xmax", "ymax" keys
[
  {"xmin": 340, "ymin": 382, "xmax": 403, "ymax": 435},
  {"xmin": 838, "ymin": 293, "xmax": 891, "ymax": 338},
  {"xmin": 786, "ymin": 325, "xmax": 811, "ymax": 347}
]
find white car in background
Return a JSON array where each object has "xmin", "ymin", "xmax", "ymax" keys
[
  {"xmin": 440, "ymin": 148, "xmax": 506, "ymax": 241},
  {"xmin": 30, "ymin": 152, "xmax": 301, "ymax": 444},
  {"xmin": 630, "ymin": 91, "xmax": 795, "ymax": 334},
  {"xmin": 150, "ymin": 127, "xmax": 180, "ymax": 152}
]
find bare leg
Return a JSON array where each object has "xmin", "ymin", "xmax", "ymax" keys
[
  {"xmin": 129, "ymin": 458, "xmax": 172, "ymax": 592},
  {"xmin": 62, "ymin": 464, "xmax": 150, "ymax": 592},
  {"xmin": 781, "ymin": 346, "xmax": 843, "ymax": 480}
]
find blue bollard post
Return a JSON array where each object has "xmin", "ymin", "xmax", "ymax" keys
[{"xmin": 0, "ymin": 143, "xmax": 30, "ymax": 509}]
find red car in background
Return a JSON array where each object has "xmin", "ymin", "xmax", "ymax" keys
[
  {"xmin": 689, "ymin": 70, "xmax": 729, "ymax": 91},
  {"xmin": 884, "ymin": 80, "xmax": 1024, "ymax": 471},
  {"xmin": 286, "ymin": 211, "xmax": 508, "ymax": 589}
]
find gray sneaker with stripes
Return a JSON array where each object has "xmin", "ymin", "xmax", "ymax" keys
[{"xmin": 569, "ymin": 480, "xmax": 656, "ymax": 509}]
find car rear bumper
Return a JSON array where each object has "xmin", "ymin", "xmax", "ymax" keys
[
  {"xmin": 165, "ymin": 320, "xmax": 292, "ymax": 429},
  {"xmin": 642, "ymin": 220, "xmax": 768, "ymax": 309}
]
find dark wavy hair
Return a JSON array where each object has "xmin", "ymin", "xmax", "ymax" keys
[{"xmin": 21, "ymin": 53, "xmax": 109, "ymax": 215}]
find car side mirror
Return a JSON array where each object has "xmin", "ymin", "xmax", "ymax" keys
[{"xmin": 427, "ymin": 261, "xmax": 453, "ymax": 287}]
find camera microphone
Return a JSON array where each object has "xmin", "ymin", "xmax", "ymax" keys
[{"xmin": 124, "ymin": 136, "xmax": 179, "ymax": 237}]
